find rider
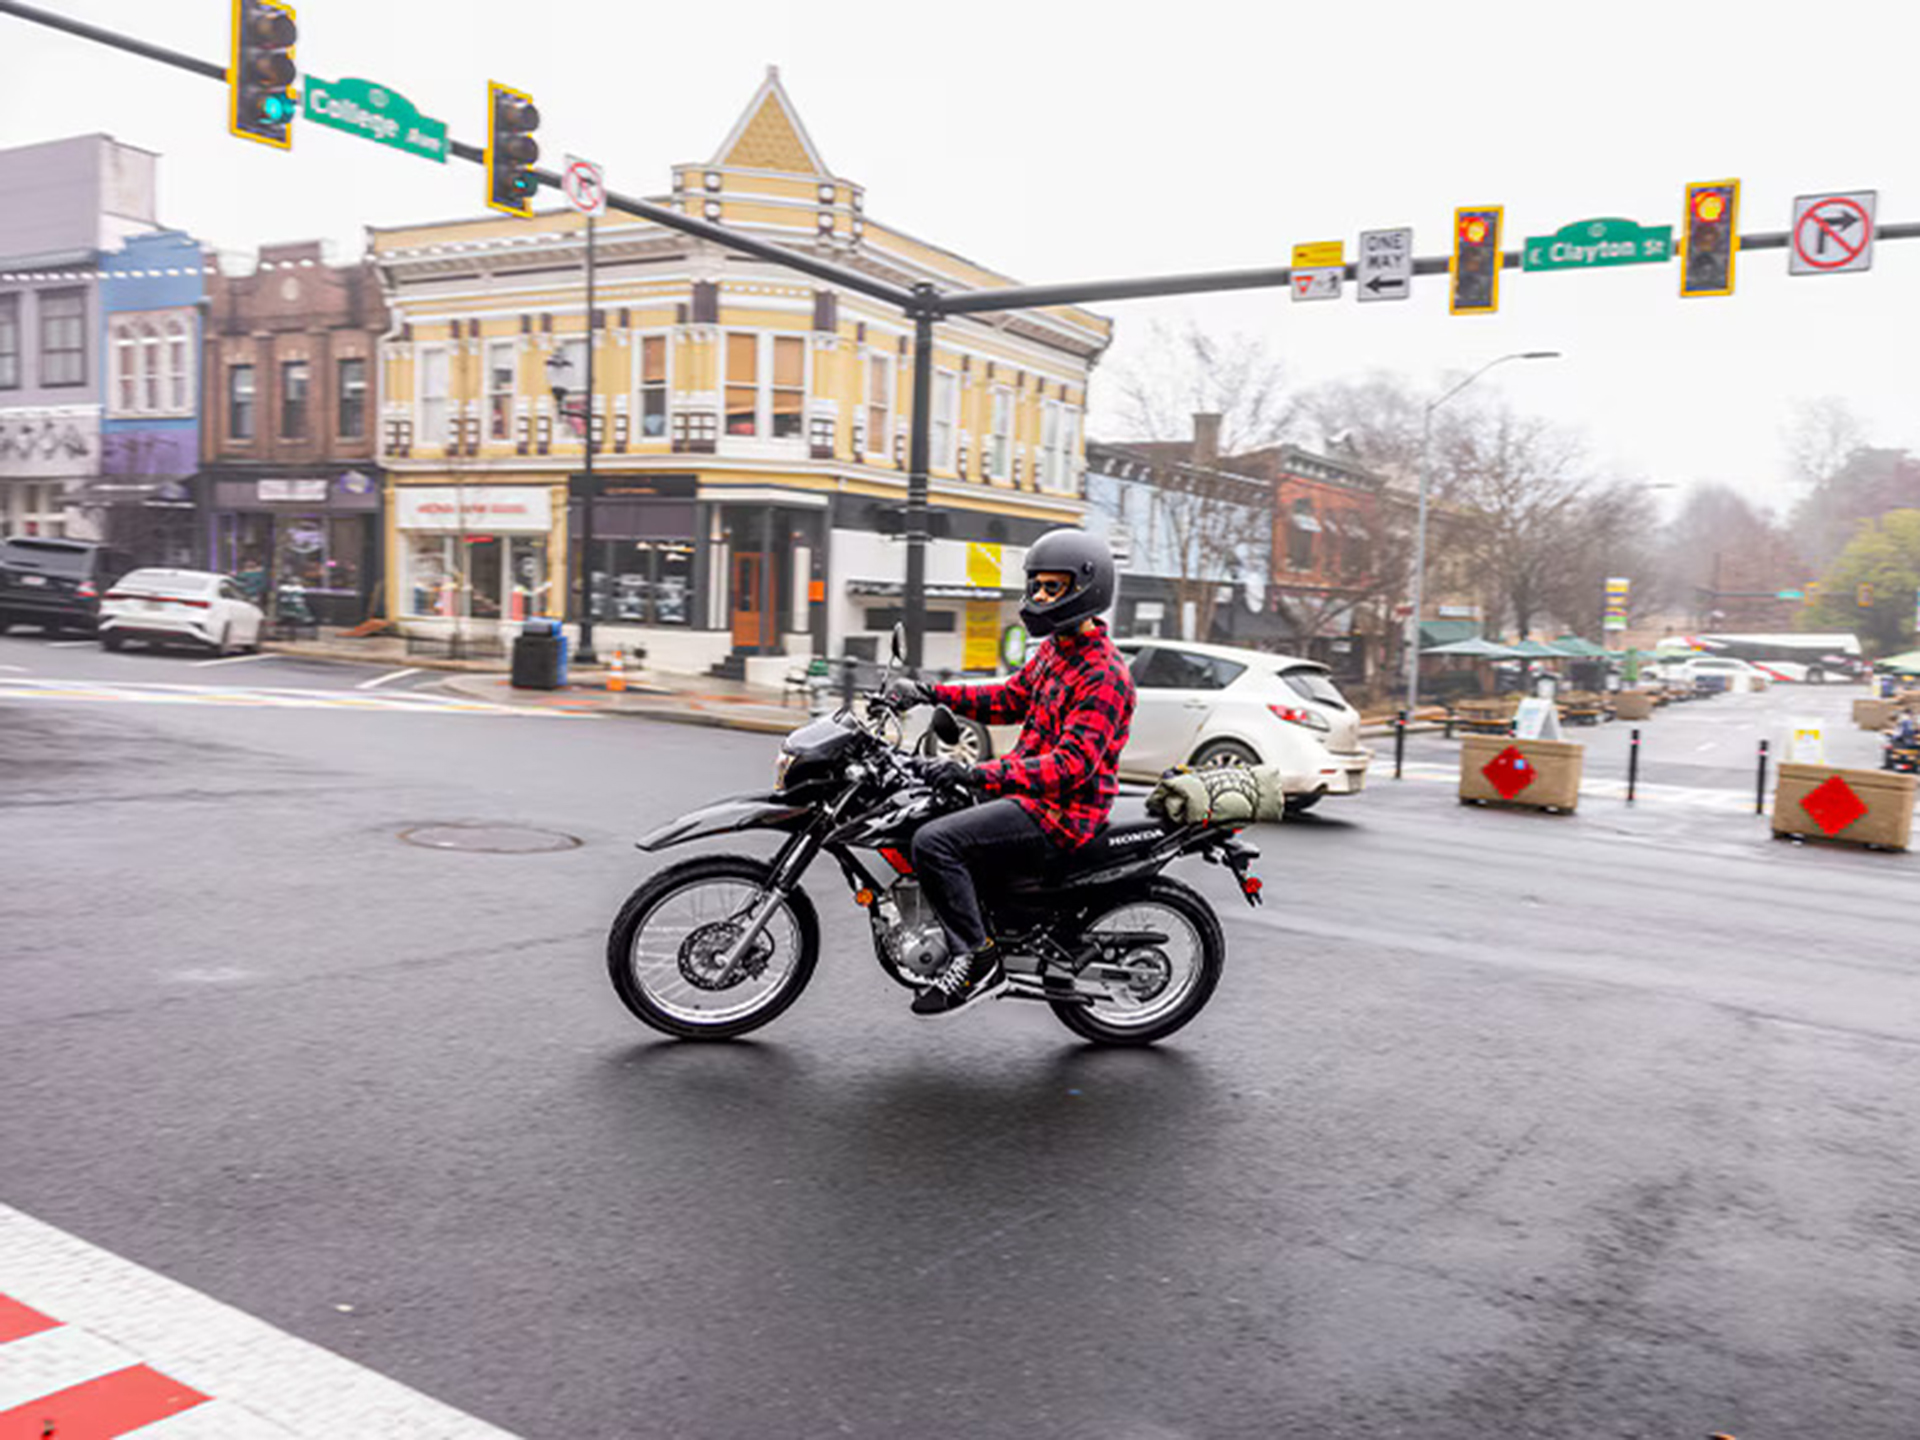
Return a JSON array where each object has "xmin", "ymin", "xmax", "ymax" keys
[{"xmin": 885, "ymin": 529, "xmax": 1136, "ymax": 1018}]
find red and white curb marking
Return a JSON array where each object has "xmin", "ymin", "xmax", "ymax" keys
[{"xmin": 0, "ymin": 1204, "xmax": 515, "ymax": 1437}]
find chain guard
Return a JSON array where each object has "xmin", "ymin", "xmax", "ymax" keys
[{"xmin": 678, "ymin": 919, "xmax": 775, "ymax": 991}]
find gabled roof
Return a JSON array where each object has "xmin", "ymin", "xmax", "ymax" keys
[{"xmin": 711, "ymin": 66, "xmax": 829, "ymax": 175}]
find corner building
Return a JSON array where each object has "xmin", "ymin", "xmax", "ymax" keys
[{"xmin": 370, "ymin": 70, "xmax": 1110, "ymax": 680}]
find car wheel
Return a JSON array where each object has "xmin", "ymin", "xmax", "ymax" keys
[
  {"xmin": 919, "ymin": 715, "xmax": 991, "ymax": 764},
  {"xmin": 1808, "ymin": 668, "xmax": 1825, "ymax": 684},
  {"xmin": 1191, "ymin": 738, "xmax": 1260, "ymax": 769},
  {"xmin": 101, "ymin": 632, "xmax": 126, "ymax": 652}
]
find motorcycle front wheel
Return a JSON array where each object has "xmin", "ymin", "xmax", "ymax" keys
[
  {"xmin": 1050, "ymin": 878, "xmax": 1224, "ymax": 1047},
  {"xmin": 607, "ymin": 854, "xmax": 819, "ymax": 1040}
]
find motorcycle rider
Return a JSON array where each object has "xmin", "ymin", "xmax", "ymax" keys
[{"xmin": 885, "ymin": 529, "xmax": 1136, "ymax": 1017}]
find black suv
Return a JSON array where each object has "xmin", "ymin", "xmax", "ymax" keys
[{"xmin": 0, "ymin": 537, "xmax": 136, "ymax": 636}]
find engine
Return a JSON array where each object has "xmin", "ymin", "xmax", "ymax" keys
[{"xmin": 873, "ymin": 880, "xmax": 951, "ymax": 981}]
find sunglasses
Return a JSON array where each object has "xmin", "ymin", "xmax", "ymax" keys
[{"xmin": 1028, "ymin": 575, "xmax": 1072, "ymax": 601}]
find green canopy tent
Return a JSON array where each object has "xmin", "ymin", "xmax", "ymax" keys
[
  {"xmin": 1419, "ymin": 636, "xmax": 1523, "ymax": 704},
  {"xmin": 1551, "ymin": 635, "xmax": 1611, "ymax": 658},
  {"xmin": 1509, "ymin": 638, "xmax": 1576, "ymax": 659},
  {"xmin": 1421, "ymin": 637, "xmax": 1524, "ymax": 657}
]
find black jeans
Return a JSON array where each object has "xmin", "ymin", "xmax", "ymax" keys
[{"xmin": 910, "ymin": 798, "xmax": 1055, "ymax": 954}]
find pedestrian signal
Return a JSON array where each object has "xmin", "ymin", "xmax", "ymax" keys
[
  {"xmin": 1450, "ymin": 206, "xmax": 1503, "ymax": 315},
  {"xmin": 1681, "ymin": 180, "xmax": 1740, "ymax": 297},
  {"xmin": 487, "ymin": 82, "xmax": 541, "ymax": 218},
  {"xmin": 230, "ymin": 0, "xmax": 297, "ymax": 149}
]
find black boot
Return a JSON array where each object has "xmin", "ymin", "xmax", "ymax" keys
[{"xmin": 911, "ymin": 941, "xmax": 1006, "ymax": 1018}]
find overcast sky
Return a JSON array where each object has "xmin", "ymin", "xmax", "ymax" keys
[{"xmin": 6, "ymin": 0, "xmax": 1918, "ymax": 515}]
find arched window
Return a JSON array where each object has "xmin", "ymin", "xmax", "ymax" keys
[
  {"xmin": 166, "ymin": 319, "xmax": 189, "ymax": 413},
  {"xmin": 139, "ymin": 322, "xmax": 161, "ymax": 413},
  {"xmin": 113, "ymin": 322, "xmax": 137, "ymax": 413}
]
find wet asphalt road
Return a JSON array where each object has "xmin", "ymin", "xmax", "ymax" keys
[{"xmin": 3, "ymin": 633, "xmax": 1919, "ymax": 1439}]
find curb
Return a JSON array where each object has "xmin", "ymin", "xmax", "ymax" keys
[{"xmin": 436, "ymin": 673, "xmax": 803, "ymax": 735}]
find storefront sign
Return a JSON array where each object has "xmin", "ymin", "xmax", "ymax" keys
[
  {"xmin": 259, "ymin": 478, "xmax": 330, "ymax": 502},
  {"xmin": 577, "ymin": 474, "xmax": 699, "ymax": 500},
  {"xmin": 397, "ymin": 486, "xmax": 553, "ymax": 534},
  {"xmin": 964, "ymin": 602, "xmax": 1000, "ymax": 671}
]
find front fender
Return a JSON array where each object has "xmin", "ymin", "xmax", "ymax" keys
[{"xmin": 638, "ymin": 792, "xmax": 813, "ymax": 852}]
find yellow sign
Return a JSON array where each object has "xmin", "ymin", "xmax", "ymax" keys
[
  {"xmin": 1292, "ymin": 240, "xmax": 1345, "ymax": 269},
  {"xmin": 964, "ymin": 602, "xmax": 1000, "ymax": 671},
  {"xmin": 965, "ymin": 541, "xmax": 1001, "ymax": 589}
]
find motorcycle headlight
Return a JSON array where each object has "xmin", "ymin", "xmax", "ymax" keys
[{"xmin": 774, "ymin": 751, "xmax": 795, "ymax": 790}]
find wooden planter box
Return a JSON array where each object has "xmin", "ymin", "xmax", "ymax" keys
[
  {"xmin": 1459, "ymin": 735, "xmax": 1584, "ymax": 813},
  {"xmin": 1772, "ymin": 763, "xmax": 1916, "ymax": 850},
  {"xmin": 1854, "ymin": 698, "xmax": 1899, "ymax": 731},
  {"xmin": 1613, "ymin": 691, "xmax": 1655, "ymax": 721}
]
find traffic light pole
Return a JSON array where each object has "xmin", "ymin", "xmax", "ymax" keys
[{"xmin": 577, "ymin": 215, "xmax": 598, "ymax": 664}]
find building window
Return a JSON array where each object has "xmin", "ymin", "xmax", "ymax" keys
[
  {"xmin": 403, "ymin": 532, "xmax": 549, "ymax": 622},
  {"xmin": 114, "ymin": 323, "xmax": 137, "ymax": 412},
  {"xmin": 140, "ymin": 323, "xmax": 162, "ymax": 412},
  {"xmin": 988, "ymin": 387, "xmax": 1012, "ymax": 481},
  {"xmin": 932, "ymin": 370, "xmax": 957, "ymax": 471},
  {"xmin": 0, "ymin": 294, "xmax": 19, "ymax": 389},
  {"xmin": 418, "ymin": 347, "xmax": 449, "ymax": 447},
  {"xmin": 1288, "ymin": 498, "xmax": 1319, "ymax": 571},
  {"xmin": 725, "ymin": 332, "xmax": 758, "ymax": 436},
  {"xmin": 229, "ymin": 364, "xmax": 256, "ymax": 441},
  {"xmin": 1038, "ymin": 404, "xmax": 1079, "ymax": 494},
  {"xmin": 167, "ymin": 320, "xmax": 189, "ymax": 413},
  {"xmin": 338, "ymin": 357, "xmax": 368, "ymax": 439},
  {"xmin": 865, "ymin": 354, "xmax": 891, "ymax": 457},
  {"xmin": 39, "ymin": 289, "xmax": 85, "ymax": 387},
  {"xmin": 771, "ymin": 335, "xmax": 804, "ymax": 439},
  {"xmin": 486, "ymin": 342, "xmax": 515, "ymax": 441},
  {"xmin": 280, "ymin": 360, "xmax": 310, "ymax": 439},
  {"xmin": 638, "ymin": 335, "xmax": 668, "ymax": 438},
  {"xmin": 587, "ymin": 539, "xmax": 693, "ymax": 626}
]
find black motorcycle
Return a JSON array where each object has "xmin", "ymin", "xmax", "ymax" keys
[{"xmin": 607, "ymin": 627, "xmax": 1263, "ymax": 1046}]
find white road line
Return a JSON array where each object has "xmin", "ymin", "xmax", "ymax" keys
[
  {"xmin": 190, "ymin": 652, "xmax": 274, "ymax": 669},
  {"xmin": 0, "ymin": 1203, "xmax": 517, "ymax": 1437},
  {"xmin": 46, "ymin": 639, "xmax": 94, "ymax": 648},
  {"xmin": 355, "ymin": 667, "xmax": 423, "ymax": 690},
  {"xmin": 0, "ymin": 1322, "xmax": 135, "ymax": 1410},
  {"xmin": 0, "ymin": 663, "xmax": 27, "ymax": 672}
]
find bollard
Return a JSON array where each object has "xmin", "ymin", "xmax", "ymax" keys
[
  {"xmin": 840, "ymin": 657, "xmax": 856, "ymax": 710},
  {"xmin": 1627, "ymin": 727, "xmax": 1640, "ymax": 804},
  {"xmin": 1394, "ymin": 709, "xmax": 1406, "ymax": 780},
  {"xmin": 1756, "ymin": 738, "xmax": 1770, "ymax": 816}
]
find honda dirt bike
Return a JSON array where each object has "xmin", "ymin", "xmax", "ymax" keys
[{"xmin": 607, "ymin": 625, "xmax": 1265, "ymax": 1046}]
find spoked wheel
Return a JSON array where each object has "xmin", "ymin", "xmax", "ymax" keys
[
  {"xmin": 607, "ymin": 854, "xmax": 819, "ymax": 1039},
  {"xmin": 1050, "ymin": 878, "xmax": 1224, "ymax": 1046}
]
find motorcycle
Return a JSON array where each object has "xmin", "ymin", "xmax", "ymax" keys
[{"xmin": 607, "ymin": 625, "xmax": 1264, "ymax": 1046}]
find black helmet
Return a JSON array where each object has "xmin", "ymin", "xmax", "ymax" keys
[{"xmin": 1020, "ymin": 528, "xmax": 1115, "ymax": 638}]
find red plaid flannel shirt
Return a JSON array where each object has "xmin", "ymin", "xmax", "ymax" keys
[{"xmin": 932, "ymin": 620, "xmax": 1136, "ymax": 849}]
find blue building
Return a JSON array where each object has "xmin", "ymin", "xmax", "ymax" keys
[{"xmin": 96, "ymin": 229, "xmax": 208, "ymax": 566}]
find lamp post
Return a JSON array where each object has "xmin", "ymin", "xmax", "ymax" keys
[
  {"xmin": 546, "ymin": 216, "xmax": 598, "ymax": 664},
  {"xmin": 1403, "ymin": 350, "xmax": 1561, "ymax": 717}
]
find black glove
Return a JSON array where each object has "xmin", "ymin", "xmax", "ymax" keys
[
  {"xmin": 920, "ymin": 757, "xmax": 982, "ymax": 791},
  {"xmin": 883, "ymin": 676, "xmax": 934, "ymax": 711}
]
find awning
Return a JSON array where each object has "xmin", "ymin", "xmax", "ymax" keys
[{"xmin": 846, "ymin": 580, "xmax": 1024, "ymax": 601}]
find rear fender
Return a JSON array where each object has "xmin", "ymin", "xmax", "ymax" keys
[{"xmin": 638, "ymin": 792, "xmax": 813, "ymax": 853}]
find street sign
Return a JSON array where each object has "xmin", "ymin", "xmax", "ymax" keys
[
  {"xmin": 1291, "ymin": 267, "xmax": 1342, "ymax": 302},
  {"xmin": 1357, "ymin": 227, "xmax": 1412, "ymax": 302},
  {"xmin": 1790, "ymin": 191, "xmax": 1876, "ymax": 275},
  {"xmin": 302, "ymin": 76, "xmax": 449, "ymax": 163},
  {"xmin": 563, "ymin": 154, "xmax": 607, "ymax": 218},
  {"xmin": 1292, "ymin": 241, "xmax": 1345, "ymax": 269},
  {"xmin": 1788, "ymin": 718, "xmax": 1826, "ymax": 765},
  {"xmin": 1524, "ymin": 217, "xmax": 1673, "ymax": 271}
]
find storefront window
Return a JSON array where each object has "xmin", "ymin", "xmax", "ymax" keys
[
  {"xmin": 509, "ymin": 535, "xmax": 549, "ymax": 621},
  {"xmin": 587, "ymin": 539, "xmax": 692, "ymax": 626},
  {"xmin": 402, "ymin": 530, "xmax": 548, "ymax": 622},
  {"xmin": 406, "ymin": 534, "xmax": 457, "ymax": 618}
]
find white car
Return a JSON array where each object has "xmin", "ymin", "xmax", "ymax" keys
[
  {"xmin": 1658, "ymin": 655, "xmax": 1765, "ymax": 692},
  {"xmin": 1114, "ymin": 639, "xmax": 1371, "ymax": 813},
  {"xmin": 99, "ymin": 568, "xmax": 266, "ymax": 655}
]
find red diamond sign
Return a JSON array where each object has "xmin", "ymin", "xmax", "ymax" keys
[
  {"xmin": 1799, "ymin": 774, "xmax": 1868, "ymax": 836},
  {"xmin": 1482, "ymin": 745, "xmax": 1537, "ymax": 800}
]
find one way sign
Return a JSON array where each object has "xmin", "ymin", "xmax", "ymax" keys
[{"xmin": 1358, "ymin": 226, "xmax": 1413, "ymax": 302}]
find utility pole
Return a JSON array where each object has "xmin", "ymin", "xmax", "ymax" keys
[
  {"xmin": 904, "ymin": 282, "xmax": 936, "ymax": 671},
  {"xmin": 578, "ymin": 214, "xmax": 598, "ymax": 663}
]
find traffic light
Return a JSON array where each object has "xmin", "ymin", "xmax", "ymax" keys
[
  {"xmin": 1450, "ymin": 206, "xmax": 1503, "ymax": 315},
  {"xmin": 229, "ymin": 0, "xmax": 298, "ymax": 149},
  {"xmin": 1681, "ymin": 180, "xmax": 1740, "ymax": 297},
  {"xmin": 1858, "ymin": 582, "xmax": 1874, "ymax": 608},
  {"xmin": 486, "ymin": 82, "xmax": 541, "ymax": 218}
]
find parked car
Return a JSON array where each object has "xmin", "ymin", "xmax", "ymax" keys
[
  {"xmin": 97, "ymin": 568, "xmax": 266, "ymax": 655},
  {"xmin": 1114, "ymin": 639, "xmax": 1371, "ymax": 813},
  {"xmin": 0, "ymin": 537, "xmax": 136, "ymax": 636},
  {"xmin": 1657, "ymin": 655, "xmax": 1766, "ymax": 692}
]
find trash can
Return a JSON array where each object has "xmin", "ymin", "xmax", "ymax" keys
[{"xmin": 511, "ymin": 617, "xmax": 570, "ymax": 690}]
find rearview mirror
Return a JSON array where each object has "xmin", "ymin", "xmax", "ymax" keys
[
  {"xmin": 890, "ymin": 622, "xmax": 907, "ymax": 665},
  {"xmin": 930, "ymin": 706, "xmax": 962, "ymax": 746}
]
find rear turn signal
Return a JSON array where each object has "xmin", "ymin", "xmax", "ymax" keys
[{"xmin": 854, "ymin": 888, "xmax": 876, "ymax": 908}]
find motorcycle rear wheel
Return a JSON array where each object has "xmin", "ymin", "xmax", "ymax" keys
[
  {"xmin": 607, "ymin": 854, "xmax": 819, "ymax": 1040},
  {"xmin": 1049, "ymin": 878, "xmax": 1224, "ymax": 1046}
]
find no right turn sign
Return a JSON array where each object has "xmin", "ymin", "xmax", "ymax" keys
[{"xmin": 1790, "ymin": 191, "xmax": 1876, "ymax": 275}]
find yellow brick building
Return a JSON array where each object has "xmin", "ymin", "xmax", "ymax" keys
[{"xmin": 368, "ymin": 68, "xmax": 1110, "ymax": 680}]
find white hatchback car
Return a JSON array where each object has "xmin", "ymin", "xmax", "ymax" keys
[
  {"xmin": 99, "ymin": 568, "xmax": 266, "ymax": 655},
  {"xmin": 1114, "ymin": 639, "xmax": 1372, "ymax": 813}
]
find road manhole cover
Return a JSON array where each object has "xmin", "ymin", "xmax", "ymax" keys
[{"xmin": 399, "ymin": 824, "xmax": 583, "ymax": 854}]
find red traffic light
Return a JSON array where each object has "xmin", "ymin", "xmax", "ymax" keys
[{"xmin": 1459, "ymin": 215, "xmax": 1490, "ymax": 246}]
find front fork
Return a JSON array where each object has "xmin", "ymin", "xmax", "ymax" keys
[{"xmin": 713, "ymin": 825, "xmax": 828, "ymax": 973}]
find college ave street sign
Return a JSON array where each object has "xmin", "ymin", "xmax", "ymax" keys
[
  {"xmin": 303, "ymin": 76, "xmax": 449, "ymax": 163},
  {"xmin": 1523, "ymin": 217, "xmax": 1672, "ymax": 271}
]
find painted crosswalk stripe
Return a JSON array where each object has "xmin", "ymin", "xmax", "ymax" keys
[
  {"xmin": 355, "ymin": 667, "xmax": 423, "ymax": 690},
  {"xmin": 0, "ymin": 1203, "xmax": 515, "ymax": 1437},
  {"xmin": 190, "ymin": 653, "xmax": 274, "ymax": 669},
  {"xmin": 0, "ymin": 678, "xmax": 589, "ymax": 719}
]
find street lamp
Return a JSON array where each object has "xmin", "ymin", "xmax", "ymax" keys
[
  {"xmin": 1403, "ymin": 350, "xmax": 1561, "ymax": 717},
  {"xmin": 547, "ymin": 338, "xmax": 598, "ymax": 664}
]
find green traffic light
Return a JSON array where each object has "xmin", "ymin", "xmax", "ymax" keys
[{"xmin": 262, "ymin": 94, "xmax": 295, "ymax": 124}]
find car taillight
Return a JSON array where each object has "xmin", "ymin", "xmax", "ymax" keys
[
  {"xmin": 1268, "ymin": 704, "xmax": 1331, "ymax": 732},
  {"xmin": 77, "ymin": 581, "xmax": 98, "ymax": 599},
  {"xmin": 177, "ymin": 597, "xmax": 211, "ymax": 609}
]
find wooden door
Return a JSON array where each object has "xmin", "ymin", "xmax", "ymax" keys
[{"xmin": 731, "ymin": 552, "xmax": 767, "ymax": 649}]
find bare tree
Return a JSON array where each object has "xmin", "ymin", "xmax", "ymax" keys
[
  {"xmin": 1111, "ymin": 322, "xmax": 1302, "ymax": 454},
  {"xmin": 1782, "ymin": 396, "xmax": 1868, "ymax": 490},
  {"xmin": 1147, "ymin": 460, "xmax": 1271, "ymax": 643}
]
